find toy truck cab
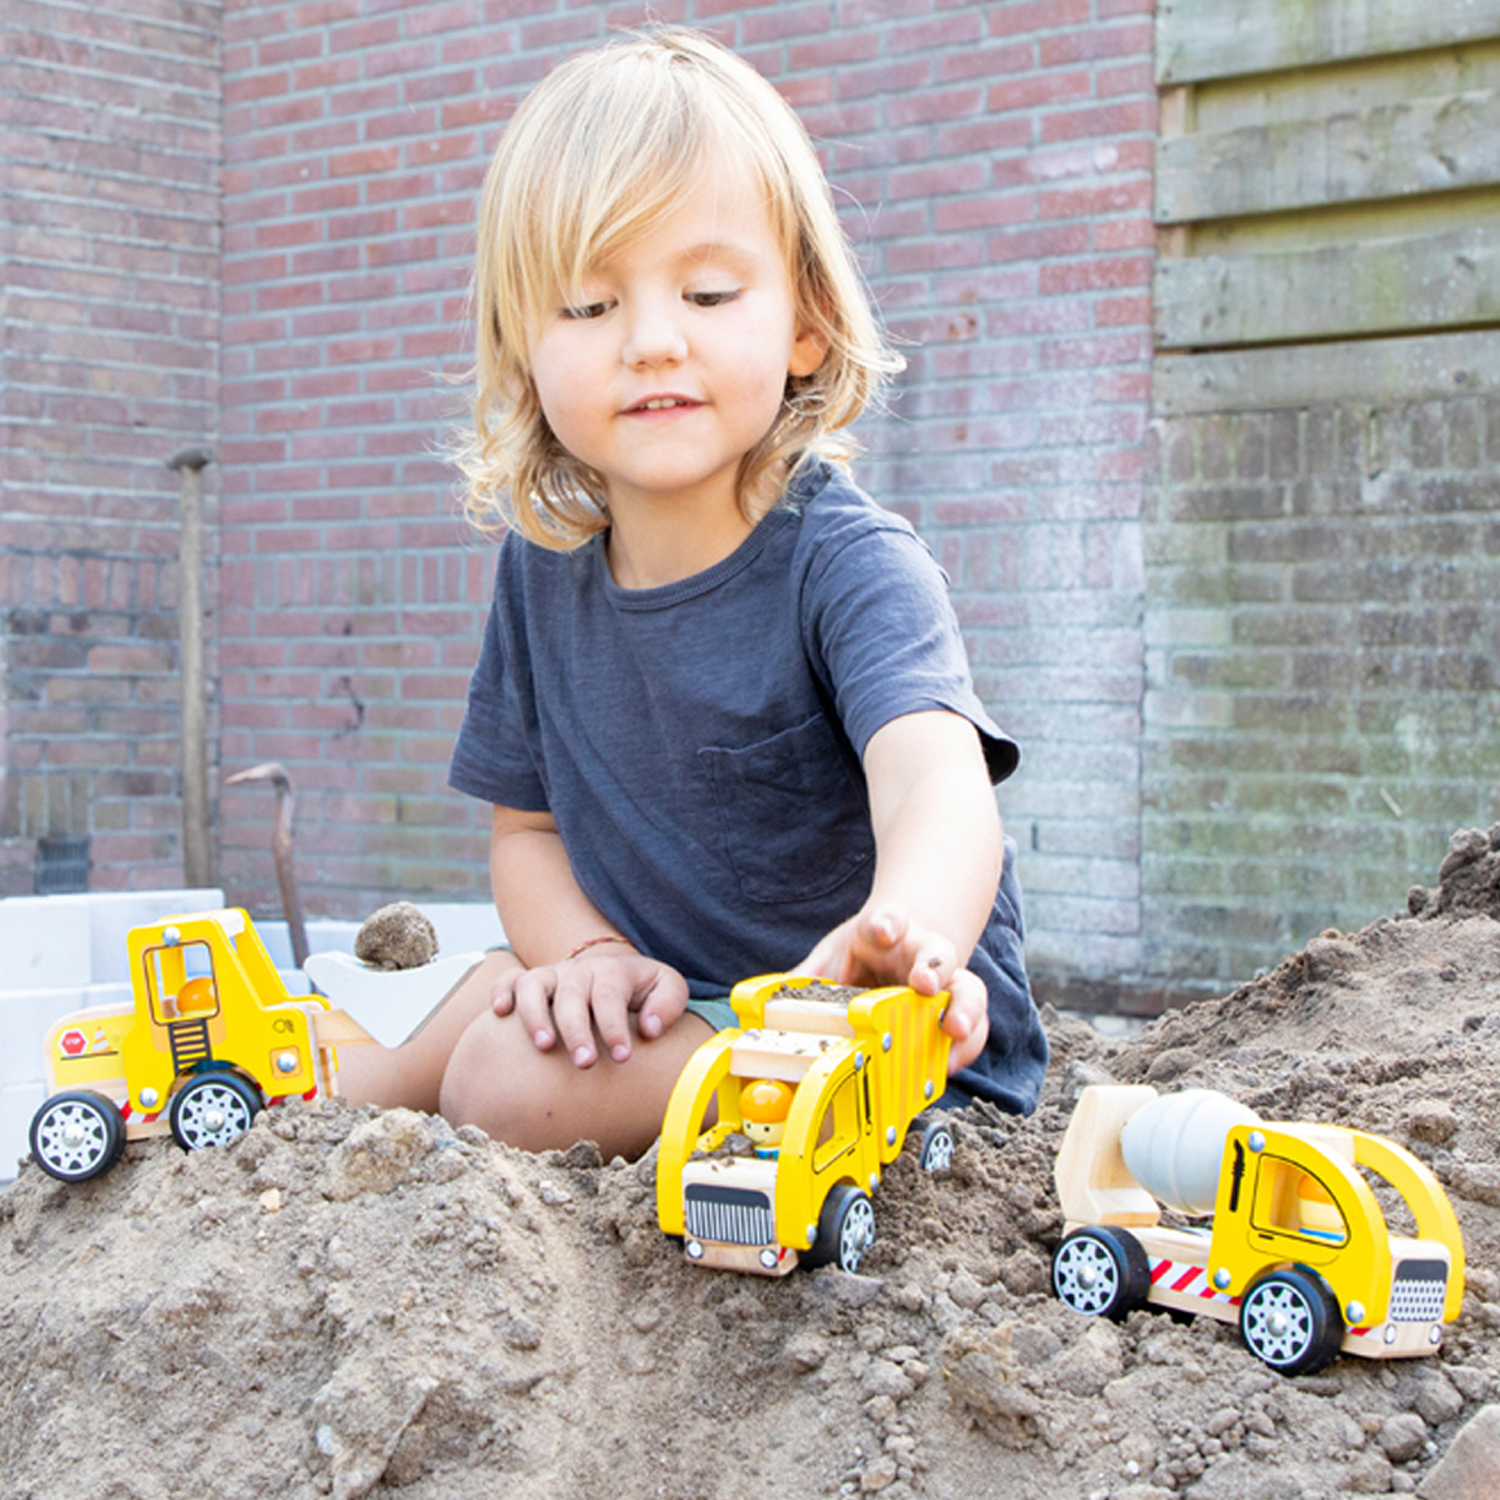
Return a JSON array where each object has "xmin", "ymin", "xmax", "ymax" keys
[
  {"xmin": 656, "ymin": 974, "xmax": 952, "ymax": 1277},
  {"xmin": 30, "ymin": 909, "xmax": 369, "ymax": 1183},
  {"xmin": 1052, "ymin": 1086, "xmax": 1466, "ymax": 1377}
]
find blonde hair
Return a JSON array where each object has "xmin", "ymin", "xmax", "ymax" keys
[{"xmin": 457, "ymin": 28, "xmax": 902, "ymax": 548}]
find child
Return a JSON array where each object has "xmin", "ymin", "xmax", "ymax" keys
[{"xmin": 338, "ymin": 28, "xmax": 1048, "ymax": 1159}]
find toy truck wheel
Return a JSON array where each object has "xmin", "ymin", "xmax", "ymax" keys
[
  {"xmin": 918, "ymin": 1118, "xmax": 955, "ymax": 1173},
  {"xmin": 803, "ymin": 1184, "xmax": 877, "ymax": 1274},
  {"xmin": 169, "ymin": 1071, "xmax": 263, "ymax": 1152},
  {"xmin": 29, "ymin": 1091, "xmax": 127, "ymax": 1183},
  {"xmin": 1052, "ymin": 1227, "xmax": 1151, "ymax": 1322},
  {"xmin": 1238, "ymin": 1268, "xmax": 1344, "ymax": 1377}
]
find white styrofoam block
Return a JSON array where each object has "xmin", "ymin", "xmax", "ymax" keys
[
  {"xmin": 2, "ymin": 985, "xmax": 135, "ymax": 1090},
  {"xmin": 0, "ymin": 895, "xmax": 94, "ymax": 991},
  {"xmin": 87, "ymin": 888, "xmax": 225, "ymax": 982},
  {"xmin": 417, "ymin": 903, "xmax": 506, "ymax": 956},
  {"xmin": 1, "ymin": 1081, "xmax": 46, "ymax": 1181},
  {"xmin": 256, "ymin": 918, "xmax": 362, "ymax": 970},
  {"xmin": 303, "ymin": 950, "xmax": 485, "ymax": 1047}
]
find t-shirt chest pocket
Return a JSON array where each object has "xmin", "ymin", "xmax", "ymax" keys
[{"xmin": 699, "ymin": 712, "xmax": 876, "ymax": 906}]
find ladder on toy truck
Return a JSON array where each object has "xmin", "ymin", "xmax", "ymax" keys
[
  {"xmin": 29, "ymin": 909, "xmax": 372, "ymax": 1184},
  {"xmin": 1050, "ymin": 1085, "xmax": 1466, "ymax": 1376},
  {"xmin": 657, "ymin": 973, "xmax": 956, "ymax": 1277}
]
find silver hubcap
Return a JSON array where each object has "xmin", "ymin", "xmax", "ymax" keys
[
  {"xmin": 1055, "ymin": 1236, "xmax": 1120, "ymax": 1315},
  {"xmin": 36, "ymin": 1100, "xmax": 110, "ymax": 1175},
  {"xmin": 922, "ymin": 1128, "xmax": 954, "ymax": 1172},
  {"xmin": 839, "ymin": 1197, "xmax": 876, "ymax": 1272},
  {"xmin": 1243, "ymin": 1282, "xmax": 1314, "ymax": 1365},
  {"xmin": 177, "ymin": 1082, "xmax": 252, "ymax": 1149}
]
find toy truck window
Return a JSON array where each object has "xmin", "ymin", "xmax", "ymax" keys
[
  {"xmin": 1250, "ymin": 1156, "xmax": 1349, "ymax": 1246},
  {"xmin": 811, "ymin": 1076, "xmax": 856, "ymax": 1173},
  {"xmin": 144, "ymin": 941, "xmax": 221, "ymax": 1025}
]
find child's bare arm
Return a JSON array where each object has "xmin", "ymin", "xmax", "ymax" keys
[
  {"xmin": 489, "ymin": 804, "xmax": 689, "ymax": 1066},
  {"xmin": 798, "ymin": 711, "xmax": 1001, "ymax": 1071}
]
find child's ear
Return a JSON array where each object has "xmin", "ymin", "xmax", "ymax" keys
[{"xmin": 788, "ymin": 324, "xmax": 830, "ymax": 378}]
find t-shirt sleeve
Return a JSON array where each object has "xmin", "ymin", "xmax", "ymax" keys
[
  {"xmin": 447, "ymin": 549, "xmax": 551, "ymax": 812},
  {"xmin": 802, "ymin": 523, "xmax": 1019, "ymax": 784}
]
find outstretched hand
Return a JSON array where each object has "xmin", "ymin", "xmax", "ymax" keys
[
  {"xmin": 491, "ymin": 950, "xmax": 689, "ymax": 1069},
  {"xmin": 797, "ymin": 908, "xmax": 989, "ymax": 1074}
]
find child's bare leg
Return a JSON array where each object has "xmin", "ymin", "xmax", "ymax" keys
[
  {"xmin": 438, "ymin": 1005, "xmax": 712, "ymax": 1160},
  {"xmin": 335, "ymin": 950, "xmax": 524, "ymax": 1114}
]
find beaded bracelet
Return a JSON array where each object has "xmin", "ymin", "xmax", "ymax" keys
[{"xmin": 566, "ymin": 934, "xmax": 635, "ymax": 961}]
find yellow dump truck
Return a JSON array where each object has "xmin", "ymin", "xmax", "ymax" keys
[
  {"xmin": 656, "ymin": 973, "xmax": 954, "ymax": 1276},
  {"xmin": 1052, "ymin": 1085, "xmax": 1466, "ymax": 1376},
  {"xmin": 29, "ymin": 908, "xmax": 370, "ymax": 1183}
]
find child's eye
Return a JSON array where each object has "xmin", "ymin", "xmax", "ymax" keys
[
  {"xmin": 561, "ymin": 300, "xmax": 612, "ymax": 320},
  {"xmin": 686, "ymin": 290, "xmax": 740, "ymax": 308}
]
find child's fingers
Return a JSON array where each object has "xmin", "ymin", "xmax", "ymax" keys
[
  {"xmin": 510, "ymin": 969, "xmax": 564, "ymax": 1053},
  {"xmin": 547, "ymin": 976, "xmax": 601, "ymax": 1068},
  {"xmin": 636, "ymin": 970, "xmax": 689, "ymax": 1041},
  {"xmin": 941, "ymin": 969, "xmax": 989, "ymax": 1073},
  {"xmin": 588, "ymin": 973, "xmax": 636, "ymax": 1065}
]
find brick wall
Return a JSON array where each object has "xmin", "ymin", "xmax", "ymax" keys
[
  {"xmin": 0, "ymin": 0, "xmax": 222, "ymax": 894},
  {"xmin": 1145, "ymin": 392, "xmax": 1500, "ymax": 984},
  {"xmin": 214, "ymin": 0, "xmax": 1160, "ymax": 957}
]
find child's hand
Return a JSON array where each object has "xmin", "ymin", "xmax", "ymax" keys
[
  {"xmin": 797, "ymin": 908, "xmax": 989, "ymax": 1074},
  {"xmin": 491, "ymin": 951, "xmax": 689, "ymax": 1069}
]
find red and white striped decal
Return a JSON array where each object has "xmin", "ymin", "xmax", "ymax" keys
[{"xmin": 1149, "ymin": 1255, "xmax": 1239, "ymax": 1310}]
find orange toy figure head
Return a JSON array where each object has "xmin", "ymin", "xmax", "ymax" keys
[
  {"xmin": 176, "ymin": 976, "xmax": 217, "ymax": 1014},
  {"xmin": 740, "ymin": 1077, "xmax": 794, "ymax": 1155}
]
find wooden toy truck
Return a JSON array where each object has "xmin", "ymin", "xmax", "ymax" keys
[
  {"xmin": 28, "ymin": 908, "xmax": 371, "ymax": 1183},
  {"xmin": 1052, "ymin": 1085, "xmax": 1467, "ymax": 1376},
  {"xmin": 656, "ymin": 973, "xmax": 955, "ymax": 1276}
]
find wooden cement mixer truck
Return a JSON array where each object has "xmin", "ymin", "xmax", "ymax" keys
[{"xmin": 1051, "ymin": 1085, "xmax": 1466, "ymax": 1376}]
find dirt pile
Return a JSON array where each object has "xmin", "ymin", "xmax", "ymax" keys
[{"xmin": 5, "ymin": 829, "xmax": 1500, "ymax": 1500}]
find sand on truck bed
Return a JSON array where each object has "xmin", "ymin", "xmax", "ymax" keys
[{"xmin": 5, "ymin": 831, "xmax": 1500, "ymax": 1500}]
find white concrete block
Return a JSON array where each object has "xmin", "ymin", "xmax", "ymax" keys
[
  {"xmin": 87, "ymin": 888, "xmax": 224, "ymax": 982},
  {"xmin": 1, "ymin": 1081, "xmax": 46, "ymax": 1181},
  {"xmin": 417, "ymin": 903, "xmax": 506, "ymax": 956},
  {"xmin": 257, "ymin": 918, "xmax": 361, "ymax": 970},
  {"xmin": 0, "ymin": 895, "xmax": 93, "ymax": 990},
  {"xmin": 1, "ymin": 984, "xmax": 135, "ymax": 1089}
]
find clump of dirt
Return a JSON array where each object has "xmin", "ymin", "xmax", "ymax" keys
[{"xmin": 5, "ymin": 831, "xmax": 1500, "ymax": 1499}]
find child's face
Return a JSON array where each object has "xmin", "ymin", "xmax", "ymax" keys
[{"xmin": 526, "ymin": 167, "xmax": 827, "ymax": 525}]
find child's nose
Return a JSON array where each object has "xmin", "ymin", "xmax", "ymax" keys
[{"xmin": 621, "ymin": 301, "xmax": 687, "ymax": 368}]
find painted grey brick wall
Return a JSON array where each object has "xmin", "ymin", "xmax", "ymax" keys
[{"xmin": 1144, "ymin": 394, "xmax": 1500, "ymax": 984}]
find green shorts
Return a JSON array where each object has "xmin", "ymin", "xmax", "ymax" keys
[{"xmin": 684, "ymin": 997, "xmax": 738, "ymax": 1032}]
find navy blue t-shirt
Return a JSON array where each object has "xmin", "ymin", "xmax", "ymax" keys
[{"xmin": 449, "ymin": 461, "xmax": 1048, "ymax": 1114}]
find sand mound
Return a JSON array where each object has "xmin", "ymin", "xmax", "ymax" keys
[{"xmin": 6, "ymin": 829, "xmax": 1500, "ymax": 1499}]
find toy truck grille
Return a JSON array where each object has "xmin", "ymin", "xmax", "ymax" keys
[
  {"xmin": 684, "ymin": 1183, "xmax": 774, "ymax": 1247},
  {"xmin": 1389, "ymin": 1260, "xmax": 1447, "ymax": 1323}
]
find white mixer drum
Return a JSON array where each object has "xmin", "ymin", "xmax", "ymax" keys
[{"xmin": 1120, "ymin": 1088, "xmax": 1262, "ymax": 1215}]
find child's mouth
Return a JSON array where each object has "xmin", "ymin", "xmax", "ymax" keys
[{"xmin": 627, "ymin": 396, "xmax": 700, "ymax": 414}]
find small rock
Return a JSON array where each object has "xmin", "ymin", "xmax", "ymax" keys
[
  {"xmin": 354, "ymin": 900, "xmax": 439, "ymax": 970},
  {"xmin": 860, "ymin": 1455, "xmax": 898, "ymax": 1492},
  {"xmin": 1438, "ymin": 829, "xmax": 1490, "ymax": 881},
  {"xmin": 323, "ymin": 1110, "xmax": 433, "ymax": 1201},
  {"xmin": 1146, "ymin": 1047, "xmax": 1197, "ymax": 1084},
  {"xmin": 258, "ymin": 1187, "xmax": 283, "ymax": 1213},
  {"xmin": 1408, "ymin": 1102, "xmax": 1459, "ymax": 1147},
  {"xmin": 1377, "ymin": 1413, "xmax": 1427, "ymax": 1463},
  {"xmin": 1410, "ymin": 1369, "xmax": 1465, "ymax": 1427}
]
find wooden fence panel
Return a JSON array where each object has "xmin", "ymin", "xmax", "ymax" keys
[
  {"xmin": 1158, "ymin": 0, "xmax": 1500, "ymax": 85},
  {"xmin": 1156, "ymin": 86, "xmax": 1500, "ymax": 223},
  {"xmin": 1156, "ymin": 223, "xmax": 1500, "ymax": 347}
]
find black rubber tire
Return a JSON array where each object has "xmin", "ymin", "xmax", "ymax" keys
[
  {"xmin": 802, "ymin": 1184, "xmax": 877, "ymax": 1274},
  {"xmin": 169, "ymin": 1070, "xmax": 263, "ymax": 1152},
  {"xmin": 917, "ymin": 1118, "xmax": 955, "ymax": 1174},
  {"xmin": 29, "ymin": 1091, "xmax": 127, "ymax": 1183},
  {"xmin": 1239, "ymin": 1267, "xmax": 1345, "ymax": 1377},
  {"xmin": 1052, "ymin": 1226, "xmax": 1152, "ymax": 1322}
]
